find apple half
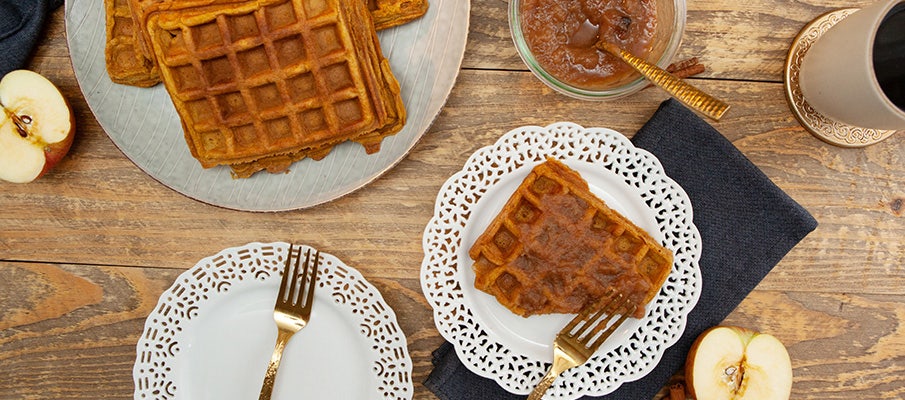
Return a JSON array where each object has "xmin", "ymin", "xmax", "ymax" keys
[
  {"xmin": 685, "ymin": 326, "xmax": 793, "ymax": 400},
  {"xmin": 0, "ymin": 70, "xmax": 75, "ymax": 183}
]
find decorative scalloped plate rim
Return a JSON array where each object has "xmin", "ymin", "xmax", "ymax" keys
[
  {"xmin": 133, "ymin": 242, "xmax": 413, "ymax": 399},
  {"xmin": 420, "ymin": 122, "xmax": 703, "ymax": 398}
]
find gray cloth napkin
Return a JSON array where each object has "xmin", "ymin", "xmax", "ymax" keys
[
  {"xmin": 0, "ymin": 0, "xmax": 63, "ymax": 77},
  {"xmin": 424, "ymin": 99, "xmax": 818, "ymax": 399}
]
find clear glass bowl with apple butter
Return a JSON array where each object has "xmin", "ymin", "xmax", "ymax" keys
[{"xmin": 510, "ymin": 0, "xmax": 686, "ymax": 100}]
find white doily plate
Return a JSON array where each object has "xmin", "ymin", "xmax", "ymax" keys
[
  {"xmin": 420, "ymin": 122, "xmax": 702, "ymax": 398},
  {"xmin": 64, "ymin": 0, "xmax": 469, "ymax": 211},
  {"xmin": 134, "ymin": 242, "xmax": 412, "ymax": 399}
]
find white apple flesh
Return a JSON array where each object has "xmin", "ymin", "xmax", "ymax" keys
[
  {"xmin": 686, "ymin": 326, "xmax": 792, "ymax": 400},
  {"xmin": 0, "ymin": 70, "xmax": 74, "ymax": 183}
]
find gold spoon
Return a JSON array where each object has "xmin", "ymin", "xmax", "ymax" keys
[{"xmin": 572, "ymin": 19, "xmax": 730, "ymax": 121}]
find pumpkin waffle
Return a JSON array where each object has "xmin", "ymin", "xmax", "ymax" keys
[
  {"xmin": 367, "ymin": 0, "xmax": 429, "ymax": 30},
  {"xmin": 140, "ymin": 0, "xmax": 406, "ymax": 177},
  {"xmin": 104, "ymin": 0, "xmax": 159, "ymax": 87},
  {"xmin": 105, "ymin": 0, "xmax": 425, "ymax": 88},
  {"xmin": 468, "ymin": 158, "xmax": 673, "ymax": 318}
]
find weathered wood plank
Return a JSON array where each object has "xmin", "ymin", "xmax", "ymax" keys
[
  {"xmin": 2, "ymin": 263, "xmax": 903, "ymax": 398},
  {"xmin": 2, "ymin": 68, "xmax": 902, "ymax": 293},
  {"xmin": 2, "ymin": 2, "xmax": 903, "ymax": 399}
]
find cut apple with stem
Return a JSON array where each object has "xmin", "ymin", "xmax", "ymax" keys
[
  {"xmin": 0, "ymin": 69, "xmax": 75, "ymax": 183},
  {"xmin": 686, "ymin": 326, "xmax": 792, "ymax": 400}
]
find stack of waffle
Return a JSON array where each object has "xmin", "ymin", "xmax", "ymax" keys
[
  {"xmin": 468, "ymin": 158, "xmax": 674, "ymax": 318},
  {"xmin": 105, "ymin": 0, "xmax": 427, "ymax": 87},
  {"xmin": 104, "ymin": 0, "xmax": 426, "ymax": 178}
]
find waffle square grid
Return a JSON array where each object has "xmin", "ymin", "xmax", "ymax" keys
[{"xmin": 143, "ymin": 0, "xmax": 404, "ymax": 175}]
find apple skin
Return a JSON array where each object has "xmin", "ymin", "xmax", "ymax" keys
[
  {"xmin": 0, "ymin": 69, "xmax": 75, "ymax": 183},
  {"xmin": 685, "ymin": 326, "xmax": 793, "ymax": 400}
]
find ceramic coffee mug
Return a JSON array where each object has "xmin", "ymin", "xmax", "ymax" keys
[{"xmin": 799, "ymin": 0, "xmax": 905, "ymax": 130}]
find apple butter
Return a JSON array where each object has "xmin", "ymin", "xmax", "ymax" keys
[{"xmin": 520, "ymin": 0, "xmax": 658, "ymax": 90}]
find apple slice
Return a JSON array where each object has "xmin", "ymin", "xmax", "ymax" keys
[
  {"xmin": 0, "ymin": 70, "xmax": 75, "ymax": 183},
  {"xmin": 685, "ymin": 326, "xmax": 792, "ymax": 400}
]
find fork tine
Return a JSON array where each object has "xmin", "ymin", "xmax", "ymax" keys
[
  {"xmin": 302, "ymin": 250, "xmax": 320, "ymax": 308},
  {"xmin": 286, "ymin": 245, "xmax": 303, "ymax": 304},
  {"xmin": 564, "ymin": 289, "xmax": 621, "ymax": 337},
  {"xmin": 562, "ymin": 289, "xmax": 615, "ymax": 334},
  {"xmin": 577, "ymin": 293, "xmax": 631, "ymax": 341},
  {"xmin": 577, "ymin": 294, "xmax": 618, "ymax": 333},
  {"xmin": 277, "ymin": 244, "xmax": 295, "ymax": 303},
  {"xmin": 588, "ymin": 302, "xmax": 636, "ymax": 350},
  {"xmin": 297, "ymin": 248, "xmax": 311, "ymax": 305}
]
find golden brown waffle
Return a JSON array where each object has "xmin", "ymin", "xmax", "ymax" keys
[
  {"xmin": 468, "ymin": 158, "xmax": 674, "ymax": 318},
  {"xmin": 104, "ymin": 0, "xmax": 159, "ymax": 87},
  {"xmin": 367, "ymin": 0, "xmax": 429, "ymax": 30},
  {"xmin": 140, "ymin": 0, "xmax": 406, "ymax": 177},
  {"xmin": 109, "ymin": 0, "xmax": 423, "ymax": 88},
  {"xmin": 130, "ymin": 0, "xmax": 427, "ymax": 30}
]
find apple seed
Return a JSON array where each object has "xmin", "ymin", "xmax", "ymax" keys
[
  {"xmin": 722, "ymin": 364, "xmax": 744, "ymax": 393},
  {"xmin": 13, "ymin": 118, "xmax": 29, "ymax": 138},
  {"xmin": 2, "ymin": 104, "xmax": 30, "ymax": 138}
]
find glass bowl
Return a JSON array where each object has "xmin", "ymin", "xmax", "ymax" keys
[{"xmin": 509, "ymin": 0, "xmax": 687, "ymax": 100}]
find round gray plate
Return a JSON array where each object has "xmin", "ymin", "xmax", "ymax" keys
[{"xmin": 65, "ymin": 0, "xmax": 470, "ymax": 211}]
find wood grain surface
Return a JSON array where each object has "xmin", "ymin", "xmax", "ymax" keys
[{"xmin": 1, "ymin": 1, "xmax": 903, "ymax": 399}]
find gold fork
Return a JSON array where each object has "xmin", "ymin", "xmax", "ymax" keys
[
  {"xmin": 258, "ymin": 244, "xmax": 320, "ymax": 400},
  {"xmin": 527, "ymin": 290, "xmax": 638, "ymax": 400}
]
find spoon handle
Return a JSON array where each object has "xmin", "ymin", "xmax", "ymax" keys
[{"xmin": 598, "ymin": 41, "xmax": 730, "ymax": 121}]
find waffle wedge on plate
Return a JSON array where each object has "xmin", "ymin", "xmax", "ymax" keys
[
  {"xmin": 125, "ymin": 0, "xmax": 405, "ymax": 178},
  {"xmin": 468, "ymin": 158, "xmax": 674, "ymax": 319}
]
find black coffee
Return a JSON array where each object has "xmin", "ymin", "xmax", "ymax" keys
[{"xmin": 874, "ymin": 3, "xmax": 905, "ymax": 110}]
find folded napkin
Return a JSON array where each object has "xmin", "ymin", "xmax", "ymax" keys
[
  {"xmin": 424, "ymin": 99, "xmax": 818, "ymax": 399},
  {"xmin": 0, "ymin": 0, "xmax": 63, "ymax": 77}
]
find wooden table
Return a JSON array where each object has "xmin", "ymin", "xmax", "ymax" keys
[{"xmin": 2, "ymin": 1, "xmax": 903, "ymax": 398}]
